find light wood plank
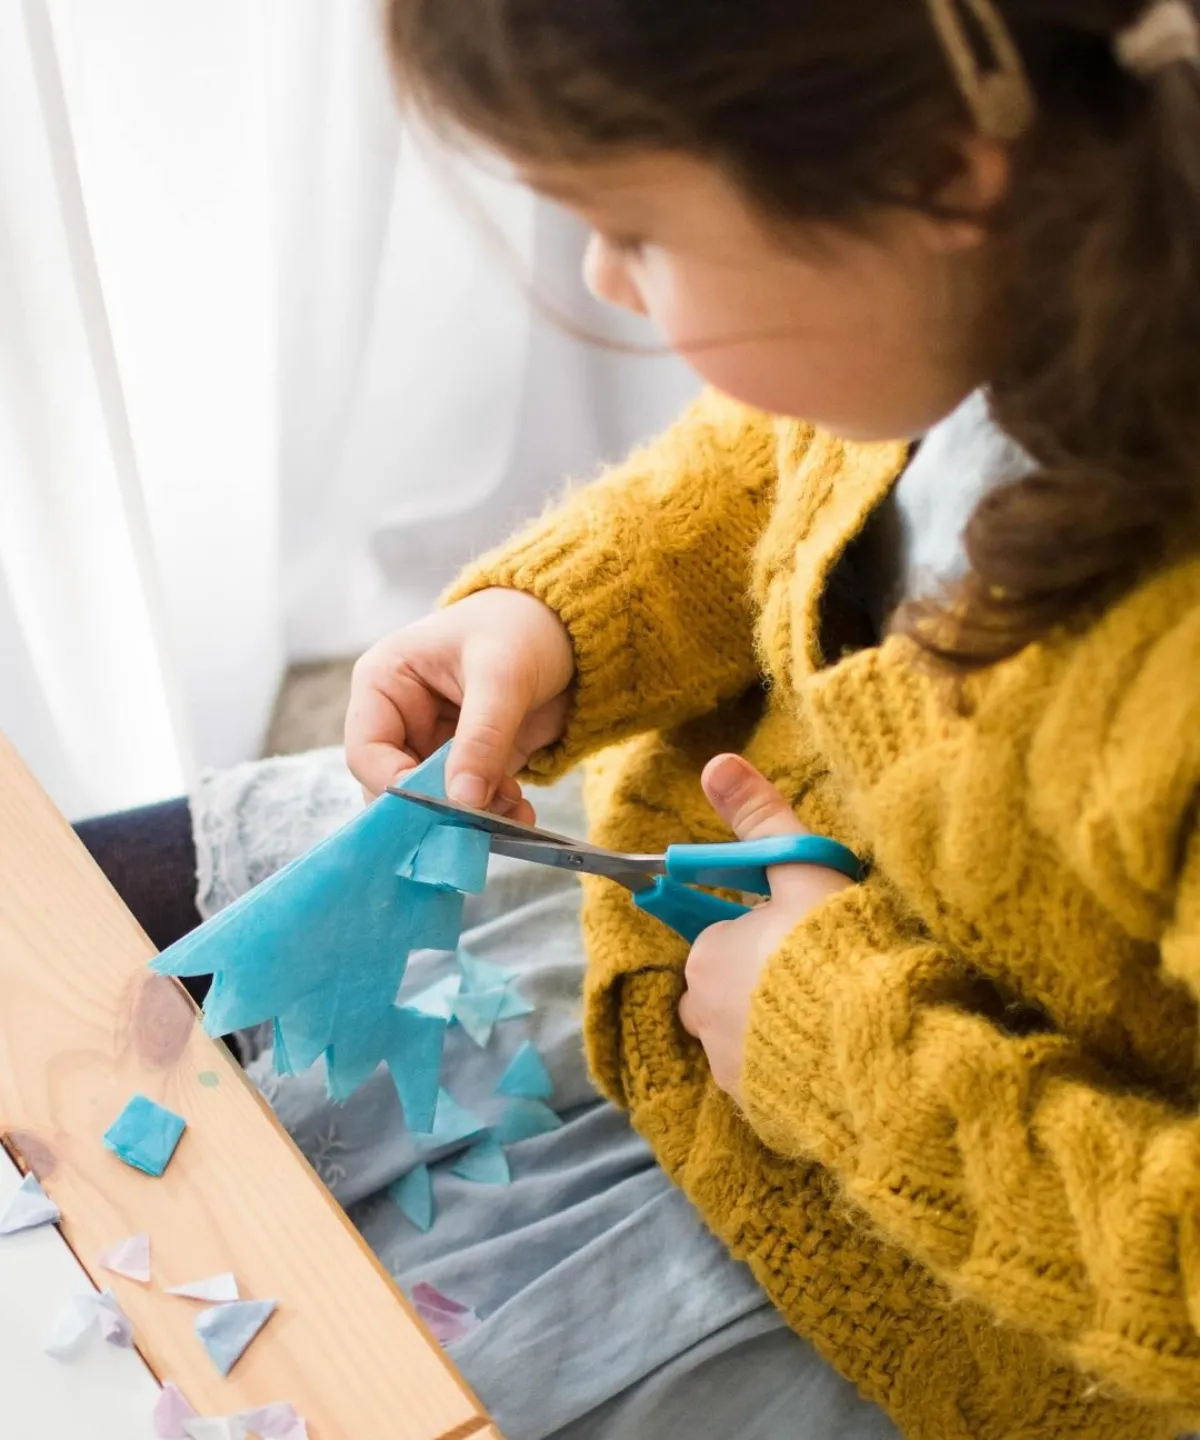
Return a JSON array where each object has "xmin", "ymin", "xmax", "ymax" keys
[{"xmin": 0, "ymin": 733, "xmax": 496, "ymax": 1439}]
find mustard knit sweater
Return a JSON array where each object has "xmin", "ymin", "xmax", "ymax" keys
[{"xmin": 448, "ymin": 391, "xmax": 1200, "ymax": 1440}]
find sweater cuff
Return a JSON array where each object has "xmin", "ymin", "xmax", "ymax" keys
[{"xmin": 740, "ymin": 880, "xmax": 908, "ymax": 1162}]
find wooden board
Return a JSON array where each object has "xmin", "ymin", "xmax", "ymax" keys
[{"xmin": 0, "ymin": 733, "xmax": 497, "ymax": 1439}]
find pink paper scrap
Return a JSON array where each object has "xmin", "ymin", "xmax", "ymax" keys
[
  {"xmin": 411, "ymin": 1281, "xmax": 471, "ymax": 1315},
  {"xmin": 153, "ymin": 1382, "xmax": 199, "ymax": 1438},
  {"xmin": 411, "ymin": 1282, "xmax": 480, "ymax": 1347},
  {"xmin": 98, "ymin": 1231, "xmax": 151, "ymax": 1283}
]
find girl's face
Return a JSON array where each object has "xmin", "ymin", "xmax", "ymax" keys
[{"xmin": 525, "ymin": 152, "xmax": 997, "ymax": 441}]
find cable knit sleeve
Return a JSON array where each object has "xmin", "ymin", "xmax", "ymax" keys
[
  {"xmin": 442, "ymin": 390, "xmax": 788, "ymax": 780},
  {"xmin": 740, "ymin": 854, "xmax": 1200, "ymax": 1410}
]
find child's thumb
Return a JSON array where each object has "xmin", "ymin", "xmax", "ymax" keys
[
  {"xmin": 447, "ymin": 657, "xmax": 531, "ymax": 809},
  {"xmin": 701, "ymin": 753, "xmax": 839, "ymax": 902},
  {"xmin": 702, "ymin": 754, "xmax": 804, "ymax": 842}
]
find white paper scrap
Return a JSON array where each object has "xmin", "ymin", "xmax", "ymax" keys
[
  {"xmin": 0, "ymin": 1172, "xmax": 61, "ymax": 1235},
  {"xmin": 183, "ymin": 1419, "xmax": 248, "ymax": 1440},
  {"xmin": 167, "ymin": 1272, "xmax": 239, "ymax": 1303},
  {"xmin": 44, "ymin": 1288, "xmax": 134, "ymax": 1358},
  {"xmin": 44, "ymin": 1294, "xmax": 101, "ymax": 1360}
]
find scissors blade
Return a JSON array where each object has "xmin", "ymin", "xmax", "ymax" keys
[
  {"xmin": 395, "ymin": 788, "xmax": 598, "ymax": 848},
  {"xmin": 487, "ymin": 835, "xmax": 664, "ymax": 891}
]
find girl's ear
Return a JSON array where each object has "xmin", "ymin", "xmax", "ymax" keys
[{"xmin": 924, "ymin": 135, "xmax": 1012, "ymax": 253}]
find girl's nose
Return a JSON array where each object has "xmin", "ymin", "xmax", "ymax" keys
[{"xmin": 583, "ymin": 233, "xmax": 648, "ymax": 317}]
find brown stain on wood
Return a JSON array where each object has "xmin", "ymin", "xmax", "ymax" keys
[
  {"xmin": 132, "ymin": 974, "xmax": 194, "ymax": 1067},
  {"xmin": 4, "ymin": 1129, "xmax": 57, "ymax": 1179}
]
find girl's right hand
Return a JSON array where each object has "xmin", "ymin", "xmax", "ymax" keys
[{"xmin": 345, "ymin": 589, "xmax": 575, "ymax": 820}]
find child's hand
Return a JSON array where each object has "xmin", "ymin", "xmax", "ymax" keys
[
  {"xmin": 678, "ymin": 754, "xmax": 853, "ymax": 1103},
  {"xmin": 345, "ymin": 589, "xmax": 575, "ymax": 814}
]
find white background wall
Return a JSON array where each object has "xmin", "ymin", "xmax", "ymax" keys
[{"xmin": 0, "ymin": 0, "xmax": 697, "ymax": 818}]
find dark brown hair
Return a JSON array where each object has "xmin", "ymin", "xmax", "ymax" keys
[{"xmin": 385, "ymin": 0, "xmax": 1200, "ymax": 666}]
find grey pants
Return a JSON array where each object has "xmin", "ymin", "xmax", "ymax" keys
[{"xmin": 194, "ymin": 749, "xmax": 901, "ymax": 1440}]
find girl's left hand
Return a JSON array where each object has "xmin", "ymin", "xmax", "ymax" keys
[{"xmin": 678, "ymin": 754, "xmax": 853, "ymax": 1104}]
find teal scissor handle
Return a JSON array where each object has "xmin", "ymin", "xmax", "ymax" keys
[
  {"xmin": 634, "ymin": 877, "xmax": 751, "ymax": 943},
  {"xmin": 664, "ymin": 834, "xmax": 865, "ymax": 897}
]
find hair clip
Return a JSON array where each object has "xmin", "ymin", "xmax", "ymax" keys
[
  {"xmin": 924, "ymin": 0, "xmax": 1036, "ymax": 140},
  {"xmin": 1115, "ymin": 0, "xmax": 1200, "ymax": 79}
]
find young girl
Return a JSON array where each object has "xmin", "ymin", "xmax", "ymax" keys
[
  {"xmin": 340, "ymin": 0, "xmax": 1200, "ymax": 1435},
  {"xmin": 85, "ymin": 1, "xmax": 1200, "ymax": 1436}
]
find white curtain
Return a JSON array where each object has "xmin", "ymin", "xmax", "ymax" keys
[{"xmin": 0, "ymin": 0, "xmax": 697, "ymax": 820}]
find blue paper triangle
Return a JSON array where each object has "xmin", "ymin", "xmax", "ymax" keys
[
  {"xmin": 496, "ymin": 983, "xmax": 534, "ymax": 1021},
  {"xmin": 421, "ymin": 1088, "xmax": 485, "ymax": 1148},
  {"xmin": 195, "ymin": 1298, "xmax": 278, "ymax": 1376},
  {"xmin": 492, "ymin": 1099, "xmax": 563, "ymax": 1146},
  {"xmin": 386, "ymin": 1009, "xmax": 447, "ymax": 1133},
  {"xmin": 271, "ymin": 1017, "xmax": 295, "ymax": 1076},
  {"xmin": 389, "ymin": 1164, "xmax": 434, "ymax": 1232},
  {"xmin": 452, "ymin": 986, "xmax": 506, "ymax": 1048},
  {"xmin": 405, "ymin": 973, "xmax": 462, "ymax": 1021},
  {"xmin": 458, "ymin": 951, "xmax": 515, "ymax": 994},
  {"xmin": 450, "ymin": 1138, "xmax": 510, "ymax": 1185},
  {"xmin": 496, "ymin": 1041, "xmax": 554, "ymax": 1100}
]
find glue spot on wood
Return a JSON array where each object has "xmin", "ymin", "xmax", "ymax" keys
[
  {"xmin": 133, "ymin": 975, "xmax": 194, "ymax": 1067},
  {"xmin": 6, "ymin": 1130, "xmax": 57, "ymax": 1180},
  {"xmin": 197, "ymin": 1071, "xmax": 219, "ymax": 1088}
]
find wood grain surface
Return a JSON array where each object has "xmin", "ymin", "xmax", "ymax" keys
[{"xmin": 0, "ymin": 733, "xmax": 496, "ymax": 1438}]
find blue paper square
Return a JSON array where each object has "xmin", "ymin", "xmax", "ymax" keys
[{"xmin": 102, "ymin": 1094, "xmax": 186, "ymax": 1177}]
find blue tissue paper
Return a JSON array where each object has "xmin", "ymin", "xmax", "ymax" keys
[
  {"xmin": 151, "ymin": 744, "xmax": 494, "ymax": 1113},
  {"xmin": 389, "ymin": 1164, "xmax": 435, "ymax": 1232},
  {"xmin": 496, "ymin": 1041, "xmax": 554, "ymax": 1100},
  {"xmin": 420, "ymin": 1088, "xmax": 486, "ymax": 1150},
  {"xmin": 452, "ymin": 987, "xmax": 507, "ymax": 1048},
  {"xmin": 495, "ymin": 985, "xmax": 534, "ymax": 1021},
  {"xmin": 457, "ymin": 950, "xmax": 515, "ymax": 993},
  {"xmin": 492, "ymin": 1099, "xmax": 563, "ymax": 1146},
  {"xmin": 450, "ymin": 1138, "xmax": 511, "ymax": 1186},
  {"xmin": 405, "ymin": 973, "xmax": 462, "ymax": 1021},
  {"xmin": 102, "ymin": 1094, "xmax": 186, "ymax": 1177},
  {"xmin": 195, "ymin": 1298, "xmax": 278, "ymax": 1376}
]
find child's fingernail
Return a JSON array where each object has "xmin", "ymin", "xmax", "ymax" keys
[
  {"xmin": 450, "ymin": 774, "xmax": 489, "ymax": 808},
  {"xmin": 705, "ymin": 754, "xmax": 746, "ymax": 802}
]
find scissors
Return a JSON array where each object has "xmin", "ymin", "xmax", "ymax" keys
[{"xmin": 396, "ymin": 787, "xmax": 865, "ymax": 944}]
